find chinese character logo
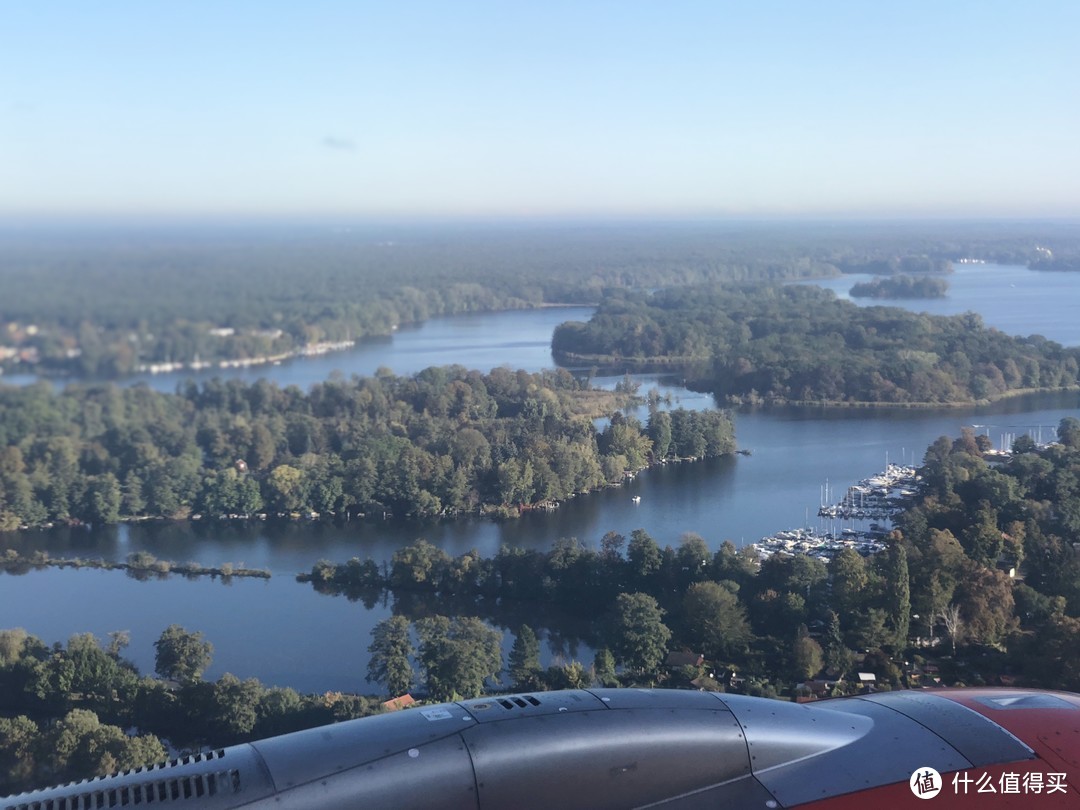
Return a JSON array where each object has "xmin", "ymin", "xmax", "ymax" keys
[{"xmin": 910, "ymin": 767, "xmax": 942, "ymax": 799}]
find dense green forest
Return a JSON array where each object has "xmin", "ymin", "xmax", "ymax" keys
[
  {"xmin": 4, "ymin": 220, "xmax": 1079, "ymax": 376},
  {"xmin": 4, "ymin": 219, "xmax": 1080, "ymax": 796},
  {"xmin": 6, "ymin": 422, "xmax": 1080, "ymax": 794},
  {"xmin": 848, "ymin": 275, "xmax": 949, "ymax": 299},
  {"xmin": 0, "ymin": 369, "xmax": 733, "ymax": 530},
  {"xmin": 311, "ymin": 419, "xmax": 1080, "ymax": 700},
  {"xmin": 552, "ymin": 284, "xmax": 1080, "ymax": 404}
]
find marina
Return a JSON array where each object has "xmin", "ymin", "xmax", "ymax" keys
[
  {"xmin": 753, "ymin": 463, "xmax": 920, "ymax": 562},
  {"xmin": 817, "ymin": 463, "xmax": 920, "ymax": 522},
  {"xmin": 752, "ymin": 527, "xmax": 887, "ymax": 562}
]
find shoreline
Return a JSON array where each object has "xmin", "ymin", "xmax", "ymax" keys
[
  {"xmin": 0, "ymin": 446, "xmax": 736, "ymax": 535},
  {"xmin": 554, "ymin": 353, "xmax": 1080, "ymax": 409},
  {"xmin": 744, "ymin": 385, "xmax": 1080, "ymax": 409},
  {"xmin": 1, "ymin": 301, "xmax": 598, "ymax": 384}
]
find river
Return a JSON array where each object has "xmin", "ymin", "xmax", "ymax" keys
[{"xmin": 1, "ymin": 263, "xmax": 1079, "ymax": 692}]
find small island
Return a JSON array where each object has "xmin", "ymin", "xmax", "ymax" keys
[{"xmin": 848, "ymin": 275, "xmax": 948, "ymax": 299}]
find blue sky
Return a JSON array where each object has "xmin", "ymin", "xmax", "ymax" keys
[{"xmin": 2, "ymin": 1, "xmax": 1078, "ymax": 219}]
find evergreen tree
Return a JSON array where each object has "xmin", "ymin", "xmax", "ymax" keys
[
  {"xmin": 646, "ymin": 411, "xmax": 672, "ymax": 460},
  {"xmin": 592, "ymin": 648, "xmax": 618, "ymax": 687},
  {"xmin": 627, "ymin": 529, "xmax": 662, "ymax": 585},
  {"xmin": 882, "ymin": 542, "xmax": 911, "ymax": 651},
  {"xmin": 822, "ymin": 611, "xmax": 854, "ymax": 679},
  {"xmin": 507, "ymin": 626, "xmax": 542, "ymax": 691}
]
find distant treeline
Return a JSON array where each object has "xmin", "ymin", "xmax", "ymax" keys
[
  {"xmin": 0, "ymin": 368, "xmax": 733, "ymax": 530},
  {"xmin": 552, "ymin": 284, "xmax": 1080, "ymax": 405},
  {"xmin": 1030, "ymin": 257, "xmax": 1080, "ymax": 272},
  {"xmin": 849, "ymin": 275, "xmax": 949, "ymax": 299},
  {"xmin": 4, "ymin": 220, "xmax": 1079, "ymax": 376},
  {"xmin": 834, "ymin": 255, "xmax": 950, "ymax": 275}
]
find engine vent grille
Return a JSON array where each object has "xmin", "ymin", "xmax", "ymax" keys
[
  {"xmin": 496, "ymin": 695, "xmax": 542, "ymax": 710},
  {"xmin": 3, "ymin": 768, "xmax": 240, "ymax": 810},
  {"xmin": 16, "ymin": 749, "xmax": 229, "ymax": 797}
]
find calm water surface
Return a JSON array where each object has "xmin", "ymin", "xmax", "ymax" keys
[
  {"xmin": 806, "ymin": 262, "xmax": 1080, "ymax": 345},
  {"xmin": 4, "ymin": 307, "xmax": 594, "ymax": 392},
  {"xmin": 3, "ymin": 266, "xmax": 1080, "ymax": 691}
]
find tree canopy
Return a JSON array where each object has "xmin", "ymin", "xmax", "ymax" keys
[
  {"xmin": 153, "ymin": 625, "xmax": 213, "ymax": 685},
  {"xmin": 553, "ymin": 284, "xmax": 1080, "ymax": 405},
  {"xmin": 9, "ymin": 220, "xmax": 1057, "ymax": 377},
  {"xmin": 0, "ymin": 369, "xmax": 733, "ymax": 528},
  {"xmin": 849, "ymin": 275, "xmax": 949, "ymax": 299}
]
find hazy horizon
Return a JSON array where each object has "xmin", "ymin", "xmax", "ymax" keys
[{"xmin": 4, "ymin": 2, "xmax": 1079, "ymax": 220}]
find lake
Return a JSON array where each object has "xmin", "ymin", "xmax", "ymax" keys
[
  {"xmin": 804, "ymin": 262, "xmax": 1080, "ymax": 345},
  {"xmin": 1, "ymin": 306, "xmax": 596, "ymax": 392},
  {"xmin": 2, "ymin": 263, "xmax": 1079, "ymax": 692}
]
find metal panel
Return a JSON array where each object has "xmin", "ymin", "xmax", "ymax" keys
[
  {"xmin": 250, "ymin": 703, "xmax": 474, "ymax": 790},
  {"xmin": 585, "ymin": 687, "xmax": 732, "ymax": 711},
  {"xmin": 858, "ymin": 692, "xmax": 1034, "ymax": 766},
  {"xmin": 635, "ymin": 775, "xmax": 778, "ymax": 810},
  {"xmin": 715, "ymin": 693, "xmax": 872, "ymax": 772},
  {"xmin": 463, "ymin": 707, "xmax": 751, "ymax": 810},
  {"xmin": 242, "ymin": 736, "xmax": 478, "ymax": 810},
  {"xmin": 746, "ymin": 698, "xmax": 972, "ymax": 807},
  {"xmin": 458, "ymin": 690, "xmax": 605, "ymax": 723}
]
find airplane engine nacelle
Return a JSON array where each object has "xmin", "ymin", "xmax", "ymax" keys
[{"xmin": 4, "ymin": 688, "xmax": 1078, "ymax": 809}]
